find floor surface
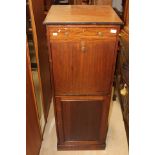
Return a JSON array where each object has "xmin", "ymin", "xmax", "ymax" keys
[{"xmin": 39, "ymin": 97, "xmax": 128, "ymax": 155}]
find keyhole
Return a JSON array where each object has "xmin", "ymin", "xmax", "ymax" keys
[{"xmin": 81, "ymin": 41, "xmax": 86, "ymax": 52}]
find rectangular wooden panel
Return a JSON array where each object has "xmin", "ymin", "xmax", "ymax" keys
[
  {"xmin": 62, "ymin": 100, "xmax": 103, "ymax": 141},
  {"xmin": 51, "ymin": 36, "xmax": 117, "ymax": 95},
  {"xmin": 44, "ymin": 5, "xmax": 122, "ymax": 25},
  {"xmin": 54, "ymin": 95, "xmax": 110, "ymax": 149},
  {"xmin": 48, "ymin": 26, "xmax": 119, "ymax": 40}
]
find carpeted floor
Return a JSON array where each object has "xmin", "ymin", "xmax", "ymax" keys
[{"xmin": 39, "ymin": 97, "xmax": 128, "ymax": 155}]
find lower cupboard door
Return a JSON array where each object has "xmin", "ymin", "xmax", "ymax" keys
[{"xmin": 54, "ymin": 96, "xmax": 110, "ymax": 146}]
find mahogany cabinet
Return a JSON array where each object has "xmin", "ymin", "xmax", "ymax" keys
[{"xmin": 44, "ymin": 5, "xmax": 122, "ymax": 150}]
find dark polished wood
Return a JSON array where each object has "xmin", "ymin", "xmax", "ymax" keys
[
  {"xmin": 44, "ymin": 0, "xmax": 52, "ymax": 11},
  {"xmin": 55, "ymin": 95, "xmax": 110, "ymax": 150},
  {"xmin": 50, "ymin": 27, "xmax": 118, "ymax": 96},
  {"xmin": 30, "ymin": 0, "xmax": 53, "ymax": 120},
  {"xmin": 26, "ymin": 41, "xmax": 42, "ymax": 155},
  {"xmin": 91, "ymin": 0, "xmax": 112, "ymax": 5},
  {"xmin": 45, "ymin": 5, "xmax": 123, "ymax": 150},
  {"xmin": 123, "ymin": 0, "xmax": 129, "ymax": 27},
  {"xmin": 48, "ymin": 26, "xmax": 119, "ymax": 40}
]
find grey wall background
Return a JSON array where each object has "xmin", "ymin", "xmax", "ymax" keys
[{"xmin": 112, "ymin": 0, "xmax": 122, "ymax": 12}]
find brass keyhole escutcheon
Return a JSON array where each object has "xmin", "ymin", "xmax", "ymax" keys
[
  {"xmin": 81, "ymin": 46, "xmax": 86, "ymax": 52},
  {"xmin": 64, "ymin": 31, "xmax": 69, "ymax": 36},
  {"xmin": 81, "ymin": 41, "xmax": 86, "ymax": 52},
  {"xmin": 98, "ymin": 31, "xmax": 103, "ymax": 37}
]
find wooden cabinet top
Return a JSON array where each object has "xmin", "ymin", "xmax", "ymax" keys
[{"xmin": 44, "ymin": 5, "xmax": 123, "ymax": 25}]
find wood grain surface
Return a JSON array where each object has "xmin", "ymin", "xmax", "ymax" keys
[
  {"xmin": 26, "ymin": 40, "xmax": 42, "ymax": 155},
  {"xmin": 30, "ymin": 0, "xmax": 53, "ymax": 120},
  {"xmin": 92, "ymin": 0, "xmax": 112, "ymax": 5},
  {"xmin": 44, "ymin": 5, "xmax": 123, "ymax": 25},
  {"xmin": 55, "ymin": 95, "xmax": 110, "ymax": 150},
  {"xmin": 45, "ymin": 5, "xmax": 123, "ymax": 150},
  {"xmin": 48, "ymin": 26, "xmax": 119, "ymax": 40},
  {"xmin": 50, "ymin": 34, "xmax": 117, "ymax": 95}
]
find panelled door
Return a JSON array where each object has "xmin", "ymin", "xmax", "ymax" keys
[{"xmin": 55, "ymin": 95, "xmax": 110, "ymax": 147}]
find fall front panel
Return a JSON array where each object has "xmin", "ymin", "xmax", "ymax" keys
[{"xmin": 51, "ymin": 38, "xmax": 116, "ymax": 95}]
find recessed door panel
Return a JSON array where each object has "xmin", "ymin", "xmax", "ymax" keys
[
  {"xmin": 62, "ymin": 100, "xmax": 102, "ymax": 141},
  {"xmin": 55, "ymin": 96, "xmax": 110, "ymax": 145}
]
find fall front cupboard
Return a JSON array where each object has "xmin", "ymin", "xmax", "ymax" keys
[{"xmin": 44, "ymin": 5, "xmax": 123, "ymax": 150}]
